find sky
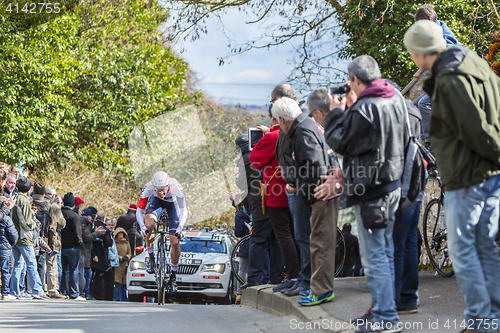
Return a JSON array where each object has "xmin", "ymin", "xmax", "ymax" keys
[{"xmin": 171, "ymin": 9, "xmax": 305, "ymax": 106}]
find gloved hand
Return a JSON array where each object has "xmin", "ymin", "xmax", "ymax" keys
[
  {"xmin": 175, "ymin": 231, "xmax": 184, "ymax": 239},
  {"xmin": 122, "ymin": 256, "xmax": 129, "ymax": 262},
  {"xmin": 141, "ymin": 225, "xmax": 149, "ymax": 237}
]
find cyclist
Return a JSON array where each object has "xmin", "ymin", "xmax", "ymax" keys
[{"xmin": 136, "ymin": 171, "xmax": 187, "ymax": 293}]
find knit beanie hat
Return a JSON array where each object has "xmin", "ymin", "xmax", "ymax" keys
[
  {"xmin": 404, "ymin": 20, "xmax": 446, "ymax": 55},
  {"xmin": 87, "ymin": 206, "xmax": 98, "ymax": 215},
  {"xmin": 128, "ymin": 204, "xmax": 137, "ymax": 211},
  {"xmin": 33, "ymin": 181, "xmax": 45, "ymax": 195},
  {"xmin": 63, "ymin": 192, "xmax": 77, "ymax": 207},
  {"xmin": 16, "ymin": 177, "xmax": 32, "ymax": 193},
  {"xmin": 75, "ymin": 197, "xmax": 84, "ymax": 207}
]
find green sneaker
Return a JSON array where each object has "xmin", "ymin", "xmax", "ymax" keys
[
  {"xmin": 298, "ymin": 291, "xmax": 335, "ymax": 306},
  {"xmin": 299, "ymin": 289, "xmax": 310, "ymax": 298}
]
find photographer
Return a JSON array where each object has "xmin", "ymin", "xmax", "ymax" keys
[{"xmin": 324, "ymin": 55, "xmax": 407, "ymax": 333}]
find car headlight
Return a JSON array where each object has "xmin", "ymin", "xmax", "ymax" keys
[
  {"xmin": 130, "ymin": 260, "xmax": 147, "ymax": 271},
  {"xmin": 201, "ymin": 263, "xmax": 225, "ymax": 274}
]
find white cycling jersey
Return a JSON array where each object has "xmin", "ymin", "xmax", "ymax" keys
[{"xmin": 136, "ymin": 178, "xmax": 187, "ymax": 232}]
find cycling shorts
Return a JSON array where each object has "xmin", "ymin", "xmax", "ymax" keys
[{"xmin": 145, "ymin": 197, "xmax": 180, "ymax": 235}]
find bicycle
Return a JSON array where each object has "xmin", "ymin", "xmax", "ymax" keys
[
  {"xmin": 422, "ymin": 167, "xmax": 454, "ymax": 277},
  {"xmin": 230, "ymin": 227, "xmax": 346, "ymax": 284},
  {"xmin": 151, "ymin": 210, "xmax": 172, "ymax": 304}
]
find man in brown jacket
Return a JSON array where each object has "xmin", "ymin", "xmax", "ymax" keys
[{"xmin": 33, "ymin": 184, "xmax": 66, "ymax": 299}]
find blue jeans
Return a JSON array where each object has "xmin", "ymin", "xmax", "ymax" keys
[
  {"xmin": 113, "ymin": 283, "xmax": 128, "ymax": 301},
  {"xmin": 445, "ymin": 174, "xmax": 500, "ymax": 332},
  {"xmin": 57, "ymin": 252, "xmax": 62, "ymax": 292},
  {"xmin": 84, "ymin": 267, "xmax": 92, "ymax": 298},
  {"xmin": 61, "ymin": 248, "xmax": 81, "ymax": 299},
  {"xmin": 393, "ymin": 201, "xmax": 421, "ymax": 306},
  {"xmin": 11, "ymin": 245, "xmax": 44, "ymax": 296},
  {"xmin": 355, "ymin": 189, "xmax": 400, "ymax": 327},
  {"xmin": 287, "ymin": 190, "xmax": 312, "ymax": 289},
  {"xmin": 0, "ymin": 249, "xmax": 12, "ymax": 295}
]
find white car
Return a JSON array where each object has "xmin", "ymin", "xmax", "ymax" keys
[{"xmin": 127, "ymin": 229, "xmax": 237, "ymax": 304}]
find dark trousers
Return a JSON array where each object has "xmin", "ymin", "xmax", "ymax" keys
[
  {"xmin": 91, "ymin": 269, "xmax": 106, "ymax": 300},
  {"xmin": 104, "ymin": 268, "xmax": 114, "ymax": 301},
  {"xmin": 267, "ymin": 206, "xmax": 300, "ymax": 280},
  {"xmin": 393, "ymin": 202, "xmax": 421, "ymax": 306},
  {"xmin": 246, "ymin": 217, "xmax": 284, "ymax": 284}
]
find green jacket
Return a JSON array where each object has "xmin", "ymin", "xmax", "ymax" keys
[
  {"xmin": 13, "ymin": 193, "xmax": 35, "ymax": 246},
  {"xmin": 424, "ymin": 45, "xmax": 500, "ymax": 191}
]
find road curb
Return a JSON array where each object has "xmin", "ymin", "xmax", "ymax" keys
[{"xmin": 242, "ymin": 285, "xmax": 354, "ymax": 332}]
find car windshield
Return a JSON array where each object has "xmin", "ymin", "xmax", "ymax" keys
[{"xmin": 158, "ymin": 237, "xmax": 227, "ymax": 254}]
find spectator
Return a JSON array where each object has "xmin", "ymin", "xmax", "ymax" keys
[
  {"xmin": 81, "ymin": 208, "xmax": 105, "ymax": 299},
  {"xmin": 412, "ymin": 4, "xmax": 460, "ymax": 146},
  {"xmin": 233, "ymin": 201, "xmax": 251, "ymax": 304},
  {"xmin": 106, "ymin": 218, "xmax": 118, "ymax": 301},
  {"xmin": 31, "ymin": 202, "xmax": 52, "ymax": 293},
  {"xmin": 339, "ymin": 223, "xmax": 359, "ymax": 277},
  {"xmin": 235, "ymin": 134, "xmax": 284, "ymax": 289},
  {"xmin": 90, "ymin": 211, "xmax": 113, "ymax": 300},
  {"xmin": 0, "ymin": 169, "xmax": 18, "ymax": 300},
  {"xmin": 11, "ymin": 177, "xmax": 49, "ymax": 299},
  {"xmin": 116, "ymin": 204, "xmax": 142, "ymax": 257},
  {"xmin": 249, "ymin": 104, "xmax": 300, "ymax": 293},
  {"xmin": 405, "ymin": 19, "xmax": 500, "ymax": 332},
  {"xmin": 32, "ymin": 182, "xmax": 51, "ymax": 293},
  {"xmin": 272, "ymin": 96, "xmax": 339, "ymax": 306},
  {"xmin": 73, "ymin": 197, "xmax": 84, "ymax": 214},
  {"xmin": 325, "ymin": 55, "xmax": 407, "ymax": 332},
  {"xmin": 113, "ymin": 226, "xmax": 131, "ymax": 301},
  {"xmin": 272, "ymin": 83, "xmax": 312, "ymax": 297},
  {"xmin": 10, "ymin": 166, "xmax": 20, "ymax": 180},
  {"xmin": 60, "ymin": 192, "xmax": 85, "ymax": 300},
  {"xmin": 34, "ymin": 186, "xmax": 66, "ymax": 299},
  {"xmin": 3, "ymin": 173, "xmax": 17, "ymax": 199}
]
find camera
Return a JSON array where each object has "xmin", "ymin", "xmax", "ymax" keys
[{"xmin": 330, "ymin": 85, "xmax": 351, "ymax": 95}]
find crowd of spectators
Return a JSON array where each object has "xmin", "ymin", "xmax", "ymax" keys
[{"xmin": 0, "ymin": 163, "xmax": 140, "ymax": 302}]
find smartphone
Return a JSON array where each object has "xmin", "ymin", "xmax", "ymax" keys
[{"xmin": 248, "ymin": 127, "xmax": 264, "ymax": 151}]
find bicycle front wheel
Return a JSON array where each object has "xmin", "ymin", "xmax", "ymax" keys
[
  {"xmin": 157, "ymin": 236, "xmax": 166, "ymax": 304},
  {"xmin": 231, "ymin": 234, "xmax": 250, "ymax": 284},
  {"xmin": 423, "ymin": 198, "xmax": 454, "ymax": 277},
  {"xmin": 334, "ymin": 227, "xmax": 345, "ymax": 277}
]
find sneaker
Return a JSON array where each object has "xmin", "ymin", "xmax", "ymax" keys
[
  {"xmin": 32, "ymin": 294, "xmax": 50, "ymax": 300},
  {"xmin": 146, "ymin": 254, "xmax": 155, "ymax": 274},
  {"xmin": 396, "ymin": 302, "xmax": 418, "ymax": 314},
  {"xmin": 282, "ymin": 284, "xmax": 308, "ymax": 297},
  {"xmin": 354, "ymin": 322, "xmax": 402, "ymax": 333},
  {"xmin": 48, "ymin": 293, "xmax": 67, "ymax": 299},
  {"xmin": 351, "ymin": 307, "xmax": 373, "ymax": 325},
  {"xmin": 169, "ymin": 272, "xmax": 177, "ymax": 293},
  {"xmin": 272, "ymin": 279, "xmax": 295, "ymax": 292},
  {"xmin": 17, "ymin": 293, "xmax": 33, "ymax": 300},
  {"xmin": 298, "ymin": 291, "xmax": 335, "ymax": 306},
  {"xmin": 235, "ymin": 294, "xmax": 242, "ymax": 305},
  {"xmin": 1, "ymin": 294, "xmax": 16, "ymax": 300},
  {"xmin": 280, "ymin": 281, "xmax": 299, "ymax": 294},
  {"xmin": 72, "ymin": 296, "xmax": 86, "ymax": 301},
  {"xmin": 299, "ymin": 289, "xmax": 310, "ymax": 298}
]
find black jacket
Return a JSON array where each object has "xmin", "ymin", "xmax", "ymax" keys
[
  {"xmin": 235, "ymin": 135, "xmax": 266, "ymax": 221},
  {"xmin": 233, "ymin": 210, "xmax": 251, "ymax": 258},
  {"xmin": 325, "ymin": 90, "xmax": 407, "ymax": 207},
  {"xmin": 287, "ymin": 113, "xmax": 338, "ymax": 206},
  {"xmin": 0, "ymin": 215, "xmax": 18, "ymax": 251},
  {"xmin": 116, "ymin": 210, "xmax": 136, "ymax": 232},
  {"xmin": 342, "ymin": 231, "xmax": 360, "ymax": 266},
  {"xmin": 61, "ymin": 207, "xmax": 84, "ymax": 250},
  {"xmin": 91, "ymin": 219, "xmax": 113, "ymax": 272},
  {"xmin": 275, "ymin": 129, "xmax": 297, "ymax": 187}
]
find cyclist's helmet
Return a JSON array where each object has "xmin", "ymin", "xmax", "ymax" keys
[{"xmin": 151, "ymin": 171, "xmax": 169, "ymax": 191}]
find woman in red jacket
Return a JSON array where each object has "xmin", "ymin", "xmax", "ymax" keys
[{"xmin": 249, "ymin": 110, "xmax": 300, "ymax": 293}]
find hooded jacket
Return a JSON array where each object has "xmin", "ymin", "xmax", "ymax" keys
[
  {"xmin": 33, "ymin": 194, "xmax": 65, "ymax": 252},
  {"xmin": 0, "ymin": 215, "xmax": 18, "ymax": 251},
  {"xmin": 424, "ymin": 45, "xmax": 500, "ymax": 191},
  {"xmin": 114, "ymin": 227, "xmax": 131, "ymax": 284},
  {"xmin": 325, "ymin": 78, "xmax": 407, "ymax": 207},
  {"xmin": 12, "ymin": 193, "xmax": 35, "ymax": 246},
  {"xmin": 249, "ymin": 125, "xmax": 288, "ymax": 208}
]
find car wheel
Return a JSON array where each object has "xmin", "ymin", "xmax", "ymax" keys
[{"xmin": 128, "ymin": 294, "xmax": 143, "ymax": 302}]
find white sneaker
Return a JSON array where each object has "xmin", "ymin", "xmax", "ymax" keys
[
  {"xmin": 73, "ymin": 296, "xmax": 86, "ymax": 301},
  {"xmin": 32, "ymin": 293, "xmax": 50, "ymax": 300},
  {"xmin": 2, "ymin": 295, "xmax": 16, "ymax": 300}
]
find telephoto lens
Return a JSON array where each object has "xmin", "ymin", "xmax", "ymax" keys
[{"xmin": 330, "ymin": 85, "xmax": 351, "ymax": 95}]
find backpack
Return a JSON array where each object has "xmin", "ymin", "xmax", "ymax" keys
[
  {"xmin": 398, "ymin": 92, "xmax": 427, "ymax": 211},
  {"xmin": 34, "ymin": 200, "xmax": 51, "ymax": 239}
]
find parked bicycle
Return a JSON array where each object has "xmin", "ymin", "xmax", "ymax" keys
[
  {"xmin": 230, "ymin": 226, "xmax": 346, "ymax": 284},
  {"xmin": 422, "ymin": 167, "xmax": 454, "ymax": 277}
]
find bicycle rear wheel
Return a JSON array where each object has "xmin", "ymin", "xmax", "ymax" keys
[
  {"xmin": 335, "ymin": 227, "xmax": 345, "ymax": 277},
  {"xmin": 423, "ymin": 198, "xmax": 454, "ymax": 277},
  {"xmin": 231, "ymin": 234, "xmax": 250, "ymax": 284}
]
